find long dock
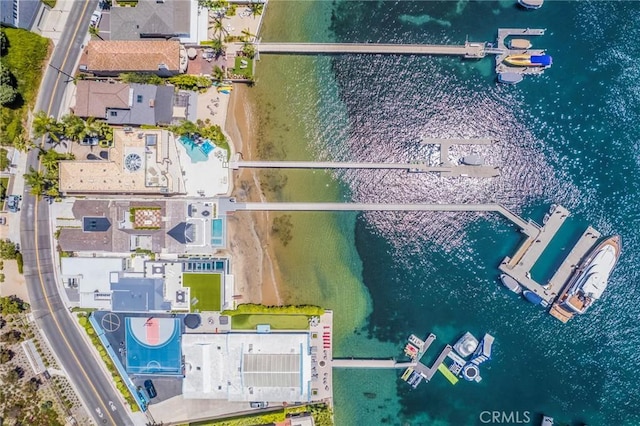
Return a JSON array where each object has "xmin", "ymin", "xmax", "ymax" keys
[
  {"xmin": 331, "ymin": 359, "xmax": 414, "ymax": 369},
  {"xmin": 254, "ymin": 41, "xmax": 487, "ymax": 58},
  {"xmin": 217, "ymin": 198, "xmax": 539, "ymax": 236},
  {"xmin": 228, "ymin": 159, "xmax": 500, "ymax": 178}
]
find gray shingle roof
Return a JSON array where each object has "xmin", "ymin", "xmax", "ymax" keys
[{"xmin": 109, "ymin": 0, "xmax": 191, "ymax": 40}]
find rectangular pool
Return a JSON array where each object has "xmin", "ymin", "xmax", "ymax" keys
[{"xmin": 211, "ymin": 218, "xmax": 225, "ymax": 247}]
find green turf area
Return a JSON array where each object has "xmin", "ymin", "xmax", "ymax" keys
[
  {"xmin": 233, "ymin": 56, "xmax": 254, "ymax": 79},
  {"xmin": 0, "ymin": 177, "xmax": 8, "ymax": 200},
  {"xmin": 183, "ymin": 273, "xmax": 222, "ymax": 312},
  {"xmin": 231, "ymin": 314, "xmax": 310, "ymax": 330}
]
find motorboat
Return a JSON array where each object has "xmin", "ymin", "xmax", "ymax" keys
[
  {"xmin": 555, "ymin": 235, "xmax": 621, "ymax": 315},
  {"xmin": 500, "ymin": 274, "xmax": 523, "ymax": 294},
  {"xmin": 523, "ymin": 290, "xmax": 548, "ymax": 307},
  {"xmin": 541, "ymin": 415, "xmax": 554, "ymax": 426},
  {"xmin": 498, "ymin": 72, "xmax": 524, "ymax": 85},
  {"xmin": 518, "ymin": 0, "xmax": 544, "ymax": 9},
  {"xmin": 461, "ymin": 155, "xmax": 484, "ymax": 165},
  {"xmin": 504, "ymin": 54, "xmax": 552, "ymax": 67},
  {"xmin": 453, "ymin": 332, "xmax": 479, "ymax": 358},
  {"xmin": 509, "ymin": 38, "xmax": 532, "ymax": 49}
]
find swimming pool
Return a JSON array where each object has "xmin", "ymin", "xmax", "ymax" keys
[
  {"xmin": 201, "ymin": 140, "xmax": 215, "ymax": 156},
  {"xmin": 211, "ymin": 218, "xmax": 225, "ymax": 247}
]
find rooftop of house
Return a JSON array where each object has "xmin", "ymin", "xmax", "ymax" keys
[
  {"xmin": 109, "ymin": 0, "xmax": 191, "ymax": 40},
  {"xmin": 59, "ymin": 129, "xmax": 183, "ymax": 195},
  {"xmin": 81, "ymin": 40, "xmax": 183, "ymax": 72}
]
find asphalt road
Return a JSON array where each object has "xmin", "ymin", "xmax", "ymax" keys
[{"xmin": 21, "ymin": 2, "xmax": 134, "ymax": 425}]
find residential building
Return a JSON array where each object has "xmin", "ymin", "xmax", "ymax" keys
[
  {"xmin": 109, "ymin": 0, "xmax": 208, "ymax": 44},
  {"xmin": 79, "ymin": 40, "xmax": 188, "ymax": 77},
  {"xmin": 0, "ymin": 0, "xmax": 42, "ymax": 30},
  {"xmin": 74, "ymin": 81, "xmax": 175, "ymax": 126}
]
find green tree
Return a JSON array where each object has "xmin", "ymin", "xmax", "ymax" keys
[
  {"xmin": 88, "ymin": 25, "xmax": 103, "ymax": 40},
  {"xmin": 0, "ymin": 330, "xmax": 23, "ymax": 344},
  {"xmin": 0, "ymin": 30, "xmax": 7, "ymax": 56},
  {"xmin": 60, "ymin": 113, "xmax": 86, "ymax": 140},
  {"xmin": 240, "ymin": 28, "xmax": 256, "ymax": 42},
  {"xmin": 0, "ymin": 84, "xmax": 18, "ymax": 105},
  {"xmin": 13, "ymin": 135, "xmax": 35, "ymax": 152},
  {"xmin": 209, "ymin": 17, "xmax": 228, "ymax": 40},
  {"xmin": 0, "ymin": 239, "xmax": 17, "ymax": 259},
  {"xmin": 32, "ymin": 110, "xmax": 63, "ymax": 142},
  {"xmin": 0, "ymin": 348, "xmax": 14, "ymax": 363},
  {"xmin": 168, "ymin": 74, "xmax": 211, "ymax": 91},
  {"xmin": 209, "ymin": 37, "xmax": 225, "ymax": 56},
  {"xmin": 0, "ymin": 147, "xmax": 10, "ymax": 170},
  {"xmin": 242, "ymin": 42, "xmax": 256, "ymax": 59},
  {"xmin": 23, "ymin": 166, "xmax": 48, "ymax": 196},
  {"xmin": 249, "ymin": 2, "xmax": 264, "ymax": 17},
  {"xmin": 3, "ymin": 368, "xmax": 20, "ymax": 385},
  {"xmin": 213, "ymin": 65, "xmax": 225, "ymax": 82}
]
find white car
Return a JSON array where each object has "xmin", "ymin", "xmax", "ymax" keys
[{"xmin": 90, "ymin": 11, "xmax": 101, "ymax": 27}]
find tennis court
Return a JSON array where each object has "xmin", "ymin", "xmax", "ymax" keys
[{"xmin": 125, "ymin": 317, "xmax": 182, "ymax": 375}]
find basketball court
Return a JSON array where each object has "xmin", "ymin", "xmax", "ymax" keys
[{"xmin": 125, "ymin": 317, "xmax": 182, "ymax": 375}]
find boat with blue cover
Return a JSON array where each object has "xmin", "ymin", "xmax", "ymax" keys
[
  {"xmin": 504, "ymin": 54, "xmax": 553, "ymax": 67},
  {"xmin": 523, "ymin": 290, "xmax": 548, "ymax": 307}
]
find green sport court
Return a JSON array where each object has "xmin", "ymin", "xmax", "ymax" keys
[{"xmin": 183, "ymin": 273, "xmax": 222, "ymax": 312}]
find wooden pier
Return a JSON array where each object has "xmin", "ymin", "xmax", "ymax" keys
[
  {"xmin": 253, "ymin": 41, "xmax": 487, "ymax": 58},
  {"xmin": 331, "ymin": 358, "xmax": 413, "ymax": 369},
  {"xmin": 218, "ymin": 198, "xmax": 538, "ymax": 236}
]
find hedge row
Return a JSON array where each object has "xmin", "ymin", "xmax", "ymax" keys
[{"xmin": 221, "ymin": 303, "xmax": 324, "ymax": 317}]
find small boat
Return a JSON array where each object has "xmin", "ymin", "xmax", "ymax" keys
[
  {"xmin": 498, "ymin": 72, "xmax": 524, "ymax": 85},
  {"xmin": 504, "ymin": 54, "xmax": 553, "ymax": 67},
  {"xmin": 509, "ymin": 38, "xmax": 532, "ymax": 49},
  {"xmin": 518, "ymin": 0, "xmax": 544, "ymax": 9},
  {"xmin": 523, "ymin": 290, "xmax": 548, "ymax": 307},
  {"xmin": 541, "ymin": 415, "xmax": 554, "ymax": 426},
  {"xmin": 461, "ymin": 155, "xmax": 484, "ymax": 165},
  {"xmin": 453, "ymin": 332, "xmax": 479, "ymax": 358},
  {"xmin": 500, "ymin": 274, "xmax": 523, "ymax": 294}
]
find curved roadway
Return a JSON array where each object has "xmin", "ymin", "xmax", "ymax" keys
[{"xmin": 21, "ymin": 1, "xmax": 133, "ymax": 425}]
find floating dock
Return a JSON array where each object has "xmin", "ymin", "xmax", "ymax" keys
[
  {"xmin": 494, "ymin": 28, "xmax": 549, "ymax": 77},
  {"xmin": 498, "ymin": 205, "xmax": 602, "ymax": 321}
]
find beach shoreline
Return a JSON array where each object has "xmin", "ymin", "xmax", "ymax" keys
[{"xmin": 224, "ymin": 85, "xmax": 283, "ymax": 306}]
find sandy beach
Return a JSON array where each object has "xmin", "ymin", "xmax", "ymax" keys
[{"xmin": 224, "ymin": 85, "xmax": 283, "ymax": 306}]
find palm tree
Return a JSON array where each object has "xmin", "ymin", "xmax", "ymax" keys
[
  {"xmin": 13, "ymin": 135, "xmax": 35, "ymax": 152},
  {"xmin": 240, "ymin": 28, "xmax": 256, "ymax": 43},
  {"xmin": 209, "ymin": 37, "xmax": 225, "ymax": 57},
  {"xmin": 32, "ymin": 111, "xmax": 57, "ymax": 138},
  {"xmin": 212, "ymin": 65, "xmax": 225, "ymax": 82},
  {"xmin": 249, "ymin": 2, "xmax": 264, "ymax": 17},
  {"xmin": 60, "ymin": 114, "xmax": 85, "ymax": 141},
  {"xmin": 88, "ymin": 26, "xmax": 103, "ymax": 40},
  {"xmin": 23, "ymin": 167, "xmax": 48, "ymax": 196},
  {"xmin": 209, "ymin": 18, "xmax": 228, "ymax": 40}
]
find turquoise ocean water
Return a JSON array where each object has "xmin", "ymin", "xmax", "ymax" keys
[{"xmin": 258, "ymin": 1, "xmax": 640, "ymax": 425}]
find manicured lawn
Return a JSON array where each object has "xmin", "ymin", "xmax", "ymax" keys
[
  {"xmin": 231, "ymin": 314, "xmax": 310, "ymax": 330},
  {"xmin": 183, "ymin": 273, "xmax": 222, "ymax": 312},
  {"xmin": 233, "ymin": 56, "xmax": 254, "ymax": 79},
  {"xmin": 0, "ymin": 28, "xmax": 50, "ymax": 145}
]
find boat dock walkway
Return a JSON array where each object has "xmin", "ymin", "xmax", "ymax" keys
[
  {"xmin": 495, "ymin": 28, "xmax": 548, "ymax": 75},
  {"xmin": 254, "ymin": 41, "xmax": 487, "ymax": 58},
  {"xmin": 218, "ymin": 198, "xmax": 539, "ymax": 236},
  {"xmin": 228, "ymin": 157, "xmax": 499, "ymax": 178},
  {"xmin": 331, "ymin": 358, "xmax": 414, "ymax": 369},
  {"xmin": 412, "ymin": 345, "xmax": 453, "ymax": 381},
  {"xmin": 498, "ymin": 204, "xmax": 568, "ymax": 303},
  {"xmin": 498, "ymin": 204, "xmax": 603, "ymax": 308}
]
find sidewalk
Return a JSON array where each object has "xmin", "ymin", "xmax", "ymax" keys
[{"xmin": 34, "ymin": 0, "xmax": 75, "ymax": 46}]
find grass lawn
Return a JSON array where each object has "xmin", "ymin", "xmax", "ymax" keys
[
  {"xmin": 231, "ymin": 314, "xmax": 310, "ymax": 330},
  {"xmin": 233, "ymin": 56, "xmax": 254, "ymax": 79},
  {"xmin": 0, "ymin": 177, "xmax": 8, "ymax": 200},
  {"xmin": 183, "ymin": 273, "xmax": 222, "ymax": 312},
  {"xmin": 0, "ymin": 28, "xmax": 50, "ymax": 145}
]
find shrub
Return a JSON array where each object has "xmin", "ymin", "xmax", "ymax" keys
[{"xmin": 16, "ymin": 252, "xmax": 23, "ymax": 274}]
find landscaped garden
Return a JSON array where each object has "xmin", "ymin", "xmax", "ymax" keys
[
  {"xmin": 0, "ymin": 28, "xmax": 50, "ymax": 147},
  {"xmin": 183, "ymin": 273, "xmax": 222, "ymax": 311}
]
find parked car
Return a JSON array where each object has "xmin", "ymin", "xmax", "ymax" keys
[
  {"xmin": 144, "ymin": 379, "xmax": 157, "ymax": 399},
  {"xmin": 250, "ymin": 401, "xmax": 269, "ymax": 409},
  {"xmin": 6, "ymin": 195, "xmax": 21, "ymax": 213},
  {"xmin": 90, "ymin": 10, "xmax": 102, "ymax": 27},
  {"xmin": 0, "ymin": 217, "xmax": 5, "ymax": 225}
]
